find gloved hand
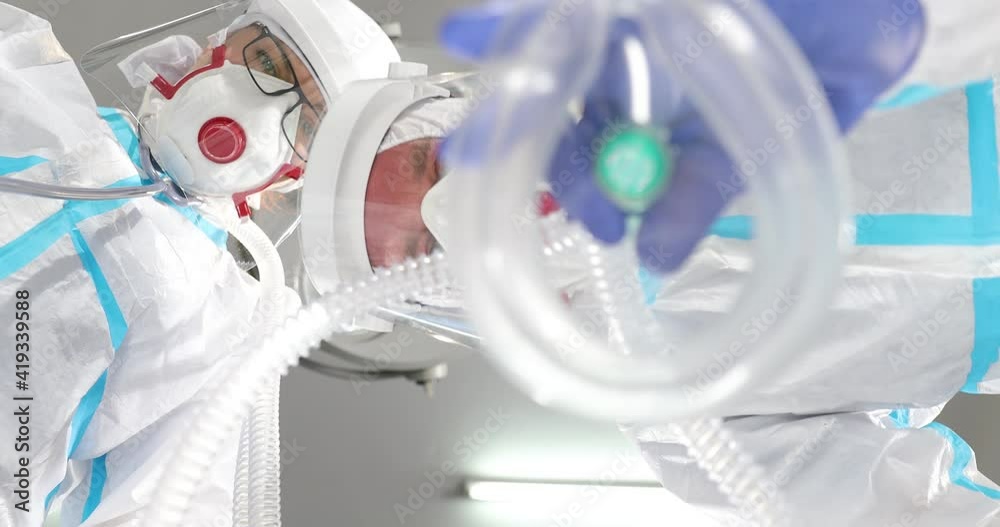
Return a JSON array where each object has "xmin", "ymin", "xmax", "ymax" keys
[{"xmin": 440, "ymin": 0, "xmax": 926, "ymax": 273}]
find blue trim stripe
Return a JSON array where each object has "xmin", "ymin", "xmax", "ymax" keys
[
  {"xmin": 716, "ymin": 214, "xmax": 1000, "ymax": 246},
  {"xmin": 68, "ymin": 229, "xmax": 128, "ymax": 349},
  {"xmin": 889, "ymin": 408, "xmax": 912, "ymax": 428},
  {"xmin": 889, "ymin": 417, "xmax": 1000, "ymax": 501},
  {"xmin": 44, "ymin": 484, "xmax": 60, "ymax": 512},
  {"xmin": 639, "ymin": 267, "xmax": 662, "ymax": 306},
  {"xmin": 876, "ymin": 84, "xmax": 954, "ymax": 110},
  {"xmin": 97, "ymin": 107, "xmax": 142, "ymax": 169},
  {"xmin": 52, "ymin": 230, "xmax": 127, "ymax": 520},
  {"xmin": 927, "ymin": 423, "xmax": 1000, "ymax": 500},
  {"xmin": 154, "ymin": 195, "xmax": 229, "ymax": 247},
  {"xmin": 967, "ymin": 82, "xmax": 1000, "ymax": 227},
  {"xmin": 710, "ymin": 216, "xmax": 753, "ymax": 240},
  {"xmin": 81, "ymin": 455, "xmax": 109, "ymax": 523},
  {"xmin": 65, "ymin": 228, "xmax": 126, "ymax": 461},
  {"xmin": 0, "ymin": 155, "xmax": 47, "ymax": 176},
  {"xmin": 96, "ymin": 107, "xmax": 227, "ymax": 247},
  {"xmin": 0, "ymin": 179, "xmax": 140, "ymax": 280},
  {"xmin": 708, "ymin": 81, "xmax": 1000, "ymax": 387},
  {"xmin": 65, "ymin": 366, "xmax": 110, "ymax": 459},
  {"xmin": 857, "ymin": 215, "xmax": 1000, "ymax": 246},
  {"xmin": 0, "ymin": 212, "xmax": 77, "ymax": 279},
  {"xmin": 31, "ymin": 107, "xmax": 226, "ymax": 518},
  {"xmin": 714, "ymin": 213, "xmax": 1000, "ymax": 246},
  {"xmin": 962, "ymin": 277, "xmax": 1000, "ymax": 393},
  {"xmin": 711, "ymin": 81, "xmax": 1000, "ymax": 247},
  {"xmin": 20, "ymin": 180, "xmax": 137, "ymax": 515}
]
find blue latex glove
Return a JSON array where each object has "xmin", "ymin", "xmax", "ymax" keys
[{"xmin": 440, "ymin": 0, "xmax": 926, "ymax": 273}]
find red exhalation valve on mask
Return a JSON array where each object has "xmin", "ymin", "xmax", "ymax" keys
[{"xmin": 199, "ymin": 117, "xmax": 247, "ymax": 164}]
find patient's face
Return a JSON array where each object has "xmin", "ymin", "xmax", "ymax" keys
[{"xmin": 365, "ymin": 139, "xmax": 443, "ymax": 269}]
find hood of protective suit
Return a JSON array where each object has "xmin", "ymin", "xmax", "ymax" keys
[{"xmin": 245, "ymin": 0, "xmax": 400, "ymax": 96}]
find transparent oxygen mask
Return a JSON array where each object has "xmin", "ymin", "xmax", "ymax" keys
[
  {"xmin": 440, "ymin": 0, "xmax": 851, "ymax": 424},
  {"xmin": 146, "ymin": 2, "xmax": 848, "ymax": 523}
]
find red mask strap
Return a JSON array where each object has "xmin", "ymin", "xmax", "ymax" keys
[
  {"xmin": 537, "ymin": 191, "xmax": 561, "ymax": 216},
  {"xmin": 152, "ymin": 46, "xmax": 228, "ymax": 100},
  {"xmin": 232, "ymin": 164, "xmax": 304, "ymax": 218}
]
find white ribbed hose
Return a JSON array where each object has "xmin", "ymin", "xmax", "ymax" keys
[
  {"xmin": 140, "ymin": 253, "xmax": 454, "ymax": 527},
  {"xmin": 224, "ymin": 218, "xmax": 287, "ymax": 527},
  {"xmin": 233, "ymin": 420, "xmax": 251, "ymax": 527},
  {"xmin": 669, "ymin": 419, "xmax": 786, "ymax": 527}
]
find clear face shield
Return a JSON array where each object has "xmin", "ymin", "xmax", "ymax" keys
[
  {"xmin": 80, "ymin": 1, "xmax": 328, "ymax": 227},
  {"xmin": 290, "ymin": 77, "xmax": 484, "ymax": 383}
]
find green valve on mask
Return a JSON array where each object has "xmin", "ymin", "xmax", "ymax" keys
[{"xmin": 596, "ymin": 127, "xmax": 672, "ymax": 214}]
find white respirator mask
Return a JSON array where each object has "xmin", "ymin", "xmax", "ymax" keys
[
  {"xmin": 140, "ymin": 46, "xmax": 302, "ymax": 210},
  {"xmin": 121, "ymin": 27, "xmax": 308, "ymax": 217}
]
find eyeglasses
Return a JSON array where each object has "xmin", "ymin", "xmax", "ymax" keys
[{"xmin": 241, "ymin": 24, "xmax": 324, "ymax": 162}]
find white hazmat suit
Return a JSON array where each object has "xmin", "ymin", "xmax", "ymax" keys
[
  {"xmin": 0, "ymin": 1, "xmax": 400, "ymax": 525},
  {"xmin": 628, "ymin": 3, "xmax": 1000, "ymax": 525}
]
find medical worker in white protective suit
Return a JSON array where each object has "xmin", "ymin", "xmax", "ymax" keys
[
  {"xmin": 0, "ymin": 0, "xmax": 471, "ymax": 524},
  {"xmin": 440, "ymin": 0, "xmax": 1000, "ymax": 525}
]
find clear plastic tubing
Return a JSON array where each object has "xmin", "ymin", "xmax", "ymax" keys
[{"xmin": 0, "ymin": 177, "xmax": 166, "ymax": 200}]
